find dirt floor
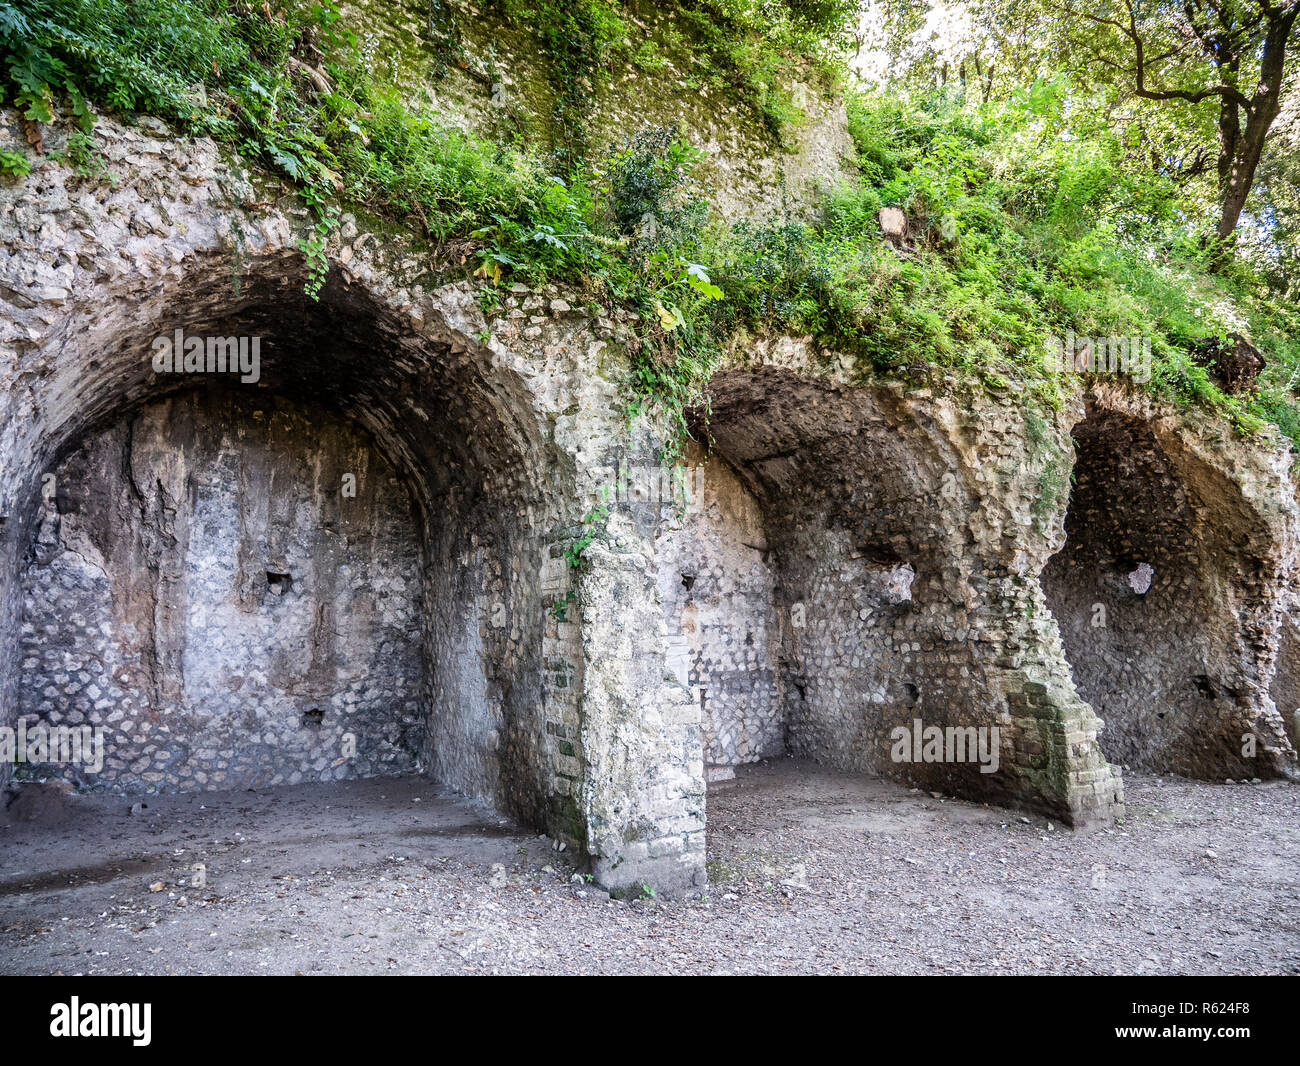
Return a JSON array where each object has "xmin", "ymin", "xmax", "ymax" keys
[{"xmin": 1, "ymin": 760, "xmax": 1297, "ymax": 975}]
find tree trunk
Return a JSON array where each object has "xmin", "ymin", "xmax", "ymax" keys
[
  {"xmin": 1216, "ymin": 115, "xmax": 1270, "ymax": 244},
  {"xmin": 1212, "ymin": 5, "xmax": 1297, "ymax": 252}
]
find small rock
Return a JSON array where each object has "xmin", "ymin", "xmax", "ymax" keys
[{"xmin": 879, "ymin": 206, "xmax": 908, "ymax": 240}]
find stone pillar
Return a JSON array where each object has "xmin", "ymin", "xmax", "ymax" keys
[{"xmin": 576, "ymin": 539, "xmax": 706, "ymax": 896}]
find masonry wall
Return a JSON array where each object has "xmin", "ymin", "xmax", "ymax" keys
[
  {"xmin": 1270, "ymin": 606, "xmax": 1300, "ymax": 753},
  {"xmin": 655, "ymin": 445, "xmax": 784, "ymax": 768},
  {"xmin": 690, "ymin": 361, "xmax": 1128, "ymax": 823},
  {"xmin": 18, "ymin": 389, "xmax": 424, "ymax": 792},
  {"xmin": 4, "ymin": 111, "xmax": 1300, "ymax": 895},
  {"xmin": 1042, "ymin": 410, "xmax": 1218, "ymax": 775},
  {"xmin": 1043, "ymin": 392, "xmax": 1298, "ymax": 780},
  {"xmin": 0, "ymin": 116, "xmax": 584, "ymax": 845}
]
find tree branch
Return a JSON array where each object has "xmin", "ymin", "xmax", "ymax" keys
[
  {"xmin": 1048, "ymin": 0, "xmax": 1254, "ymax": 109},
  {"xmin": 1122, "ymin": 0, "xmax": 1254, "ymax": 109}
]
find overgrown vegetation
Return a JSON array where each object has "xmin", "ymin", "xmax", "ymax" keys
[
  {"xmin": 672, "ymin": 0, "xmax": 858, "ymax": 141},
  {"xmin": 476, "ymin": 0, "xmax": 858, "ymax": 154},
  {"xmin": 1, "ymin": 0, "xmax": 1297, "ymax": 447},
  {"xmin": 490, "ymin": 0, "xmax": 632, "ymax": 171}
]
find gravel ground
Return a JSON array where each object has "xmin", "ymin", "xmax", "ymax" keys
[{"xmin": 1, "ymin": 760, "xmax": 1297, "ymax": 975}]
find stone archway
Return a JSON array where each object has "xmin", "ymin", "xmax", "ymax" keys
[
  {"xmin": 662, "ymin": 369, "xmax": 964, "ymax": 785},
  {"xmin": 655, "ymin": 365, "xmax": 1123, "ymax": 824},
  {"xmin": 1041, "ymin": 396, "xmax": 1297, "ymax": 779},
  {"xmin": 0, "ymin": 116, "xmax": 728, "ymax": 894},
  {"xmin": 0, "ymin": 245, "xmax": 567, "ymax": 832}
]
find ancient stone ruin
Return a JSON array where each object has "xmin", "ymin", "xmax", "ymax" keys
[{"xmin": 2, "ymin": 8, "xmax": 1298, "ymax": 900}]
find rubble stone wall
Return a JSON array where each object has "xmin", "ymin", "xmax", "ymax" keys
[
  {"xmin": 1044, "ymin": 388, "xmax": 1298, "ymax": 780},
  {"xmin": 18, "ymin": 390, "xmax": 424, "ymax": 792},
  {"xmin": 655, "ymin": 443, "xmax": 785, "ymax": 768},
  {"xmin": 3, "ymin": 114, "xmax": 1298, "ymax": 896}
]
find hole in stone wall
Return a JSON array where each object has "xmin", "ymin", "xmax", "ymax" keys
[
  {"xmin": 266, "ymin": 571, "xmax": 293, "ymax": 597},
  {"xmin": 858, "ymin": 544, "xmax": 907, "ymax": 567},
  {"xmin": 302, "ymin": 707, "xmax": 325, "ymax": 729}
]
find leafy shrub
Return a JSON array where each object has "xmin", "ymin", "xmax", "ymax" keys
[{"xmin": 2, "ymin": 1, "xmax": 1297, "ymax": 447}]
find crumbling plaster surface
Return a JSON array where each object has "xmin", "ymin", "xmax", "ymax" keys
[{"xmin": 18, "ymin": 390, "xmax": 425, "ymax": 793}]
